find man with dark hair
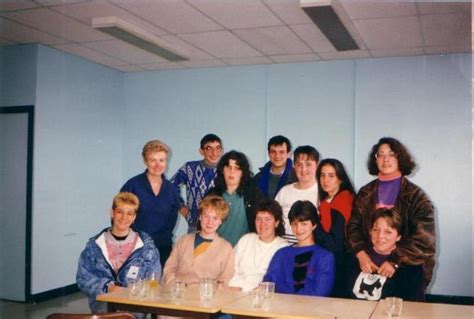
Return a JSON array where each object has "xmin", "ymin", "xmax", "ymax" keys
[
  {"xmin": 255, "ymin": 135, "xmax": 297, "ymax": 198},
  {"xmin": 171, "ymin": 134, "xmax": 223, "ymax": 232}
]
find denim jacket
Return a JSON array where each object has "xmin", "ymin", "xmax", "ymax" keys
[{"xmin": 76, "ymin": 228, "xmax": 161, "ymax": 313}]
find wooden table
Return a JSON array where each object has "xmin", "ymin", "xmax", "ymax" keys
[
  {"xmin": 221, "ymin": 293, "xmax": 377, "ymax": 319},
  {"xmin": 370, "ymin": 299, "xmax": 474, "ymax": 319},
  {"xmin": 96, "ymin": 285, "xmax": 246, "ymax": 318}
]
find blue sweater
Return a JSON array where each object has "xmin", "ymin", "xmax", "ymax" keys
[
  {"xmin": 121, "ymin": 171, "xmax": 180, "ymax": 246},
  {"xmin": 264, "ymin": 244, "xmax": 335, "ymax": 297},
  {"xmin": 170, "ymin": 160, "xmax": 217, "ymax": 225},
  {"xmin": 76, "ymin": 228, "xmax": 161, "ymax": 313}
]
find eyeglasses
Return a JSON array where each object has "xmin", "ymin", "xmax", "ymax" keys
[
  {"xmin": 375, "ymin": 152, "xmax": 396, "ymax": 160},
  {"xmin": 203, "ymin": 145, "xmax": 222, "ymax": 152}
]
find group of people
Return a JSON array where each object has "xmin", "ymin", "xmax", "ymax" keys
[{"xmin": 76, "ymin": 134, "xmax": 436, "ymax": 314}]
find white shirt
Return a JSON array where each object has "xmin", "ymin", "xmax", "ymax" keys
[
  {"xmin": 275, "ymin": 182, "xmax": 318, "ymax": 242},
  {"xmin": 228, "ymin": 233, "xmax": 289, "ymax": 292}
]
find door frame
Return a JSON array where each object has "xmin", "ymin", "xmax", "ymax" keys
[{"xmin": 0, "ymin": 105, "xmax": 34, "ymax": 302}]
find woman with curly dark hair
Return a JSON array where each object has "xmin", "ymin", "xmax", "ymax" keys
[
  {"xmin": 206, "ymin": 150, "xmax": 264, "ymax": 246},
  {"xmin": 347, "ymin": 137, "xmax": 435, "ymax": 298},
  {"xmin": 229, "ymin": 198, "xmax": 290, "ymax": 292}
]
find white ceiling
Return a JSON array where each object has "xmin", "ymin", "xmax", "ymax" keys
[{"xmin": 0, "ymin": 0, "xmax": 471, "ymax": 72}]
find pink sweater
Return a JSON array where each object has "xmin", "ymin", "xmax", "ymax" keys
[{"xmin": 163, "ymin": 233, "xmax": 234, "ymax": 287}]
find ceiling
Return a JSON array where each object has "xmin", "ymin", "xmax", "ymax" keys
[{"xmin": 0, "ymin": 0, "xmax": 471, "ymax": 72}]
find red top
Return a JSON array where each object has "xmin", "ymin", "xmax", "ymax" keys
[{"xmin": 319, "ymin": 190, "xmax": 354, "ymax": 232}]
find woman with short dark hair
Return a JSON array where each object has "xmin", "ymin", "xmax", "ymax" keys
[
  {"xmin": 347, "ymin": 207, "xmax": 425, "ymax": 301},
  {"xmin": 263, "ymin": 201, "xmax": 335, "ymax": 296},
  {"xmin": 228, "ymin": 199, "xmax": 290, "ymax": 292}
]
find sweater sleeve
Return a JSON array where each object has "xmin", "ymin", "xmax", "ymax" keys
[
  {"xmin": 162, "ymin": 236, "xmax": 184, "ymax": 285},
  {"xmin": 302, "ymin": 249, "xmax": 335, "ymax": 297},
  {"xmin": 347, "ymin": 187, "xmax": 370, "ymax": 254},
  {"xmin": 217, "ymin": 240, "xmax": 235, "ymax": 287},
  {"xmin": 228, "ymin": 236, "xmax": 247, "ymax": 289},
  {"xmin": 170, "ymin": 164, "xmax": 187, "ymax": 205}
]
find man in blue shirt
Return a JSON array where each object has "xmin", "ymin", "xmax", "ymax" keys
[
  {"xmin": 121, "ymin": 140, "xmax": 180, "ymax": 268},
  {"xmin": 171, "ymin": 134, "xmax": 223, "ymax": 232},
  {"xmin": 255, "ymin": 135, "xmax": 296, "ymax": 198}
]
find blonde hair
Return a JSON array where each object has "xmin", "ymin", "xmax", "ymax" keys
[
  {"xmin": 199, "ymin": 194, "xmax": 229, "ymax": 221},
  {"xmin": 112, "ymin": 192, "xmax": 140, "ymax": 213},
  {"xmin": 142, "ymin": 140, "xmax": 169, "ymax": 160}
]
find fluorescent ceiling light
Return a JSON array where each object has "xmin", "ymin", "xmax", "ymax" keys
[
  {"xmin": 300, "ymin": 0, "xmax": 359, "ymax": 51},
  {"xmin": 92, "ymin": 17, "xmax": 189, "ymax": 62}
]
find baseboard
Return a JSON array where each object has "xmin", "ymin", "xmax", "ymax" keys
[
  {"xmin": 425, "ymin": 294, "xmax": 474, "ymax": 306},
  {"xmin": 29, "ymin": 284, "xmax": 80, "ymax": 303}
]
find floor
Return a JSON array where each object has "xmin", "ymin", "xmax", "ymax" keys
[{"xmin": 0, "ymin": 292, "xmax": 90, "ymax": 319}]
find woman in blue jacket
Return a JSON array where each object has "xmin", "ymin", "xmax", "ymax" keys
[{"xmin": 76, "ymin": 192, "xmax": 161, "ymax": 313}]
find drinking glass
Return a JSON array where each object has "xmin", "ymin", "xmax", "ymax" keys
[
  {"xmin": 385, "ymin": 297, "xmax": 403, "ymax": 317},
  {"xmin": 249, "ymin": 288, "xmax": 265, "ymax": 308},
  {"xmin": 259, "ymin": 281, "xmax": 275, "ymax": 299},
  {"xmin": 147, "ymin": 270, "xmax": 161, "ymax": 290},
  {"xmin": 127, "ymin": 279, "xmax": 139, "ymax": 297},
  {"xmin": 170, "ymin": 280, "xmax": 185, "ymax": 299},
  {"xmin": 137, "ymin": 278, "xmax": 149, "ymax": 298},
  {"xmin": 199, "ymin": 278, "xmax": 215, "ymax": 302}
]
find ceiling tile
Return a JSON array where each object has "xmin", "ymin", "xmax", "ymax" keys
[
  {"xmin": 34, "ymin": 0, "xmax": 90, "ymax": 5},
  {"xmin": 139, "ymin": 62, "xmax": 185, "ymax": 71},
  {"xmin": 319, "ymin": 49, "xmax": 371, "ymax": 60},
  {"xmin": 2, "ymin": 7, "xmax": 110, "ymax": 42},
  {"xmin": 420, "ymin": 13, "xmax": 470, "ymax": 48},
  {"xmin": 291, "ymin": 23, "xmax": 336, "ymax": 53},
  {"xmin": 53, "ymin": 43, "xmax": 128, "ymax": 66},
  {"xmin": 0, "ymin": 38, "xmax": 16, "ymax": 45},
  {"xmin": 0, "ymin": 1, "xmax": 39, "ymax": 12},
  {"xmin": 269, "ymin": 53, "xmax": 320, "ymax": 63},
  {"xmin": 341, "ymin": 1, "xmax": 417, "ymax": 20},
  {"xmin": 179, "ymin": 59, "xmax": 227, "ymax": 69},
  {"xmin": 49, "ymin": 0, "xmax": 168, "ymax": 36},
  {"xmin": 82, "ymin": 39, "xmax": 168, "ymax": 64},
  {"xmin": 263, "ymin": 0, "xmax": 313, "ymax": 25},
  {"xmin": 188, "ymin": 0, "xmax": 282, "ymax": 29},
  {"xmin": 354, "ymin": 16, "xmax": 422, "ymax": 49},
  {"xmin": 221, "ymin": 56, "xmax": 272, "ymax": 66},
  {"xmin": 110, "ymin": 0, "xmax": 222, "ymax": 34},
  {"xmin": 159, "ymin": 34, "xmax": 214, "ymax": 60},
  {"xmin": 424, "ymin": 44, "xmax": 472, "ymax": 56},
  {"xmin": 370, "ymin": 47, "xmax": 424, "ymax": 58},
  {"xmin": 179, "ymin": 30, "xmax": 262, "ymax": 58},
  {"xmin": 112, "ymin": 64, "xmax": 146, "ymax": 72},
  {"xmin": 0, "ymin": 16, "xmax": 66, "ymax": 45},
  {"xmin": 416, "ymin": 2, "xmax": 471, "ymax": 15},
  {"xmin": 234, "ymin": 26, "xmax": 312, "ymax": 55}
]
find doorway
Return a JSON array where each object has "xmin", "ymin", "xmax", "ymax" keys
[{"xmin": 0, "ymin": 106, "xmax": 34, "ymax": 302}]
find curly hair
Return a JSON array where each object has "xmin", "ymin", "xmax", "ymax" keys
[
  {"xmin": 199, "ymin": 194, "xmax": 229, "ymax": 221},
  {"xmin": 316, "ymin": 158, "xmax": 355, "ymax": 201},
  {"xmin": 255, "ymin": 198, "xmax": 285, "ymax": 237},
  {"xmin": 213, "ymin": 150, "xmax": 252, "ymax": 196},
  {"xmin": 367, "ymin": 137, "xmax": 416, "ymax": 176},
  {"xmin": 141, "ymin": 140, "xmax": 169, "ymax": 160}
]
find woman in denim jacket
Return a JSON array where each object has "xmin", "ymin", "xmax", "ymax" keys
[{"xmin": 76, "ymin": 192, "xmax": 161, "ymax": 313}]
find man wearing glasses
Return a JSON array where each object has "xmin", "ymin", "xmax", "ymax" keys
[{"xmin": 171, "ymin": 134, "xmax": 223, "ymax": 233}]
